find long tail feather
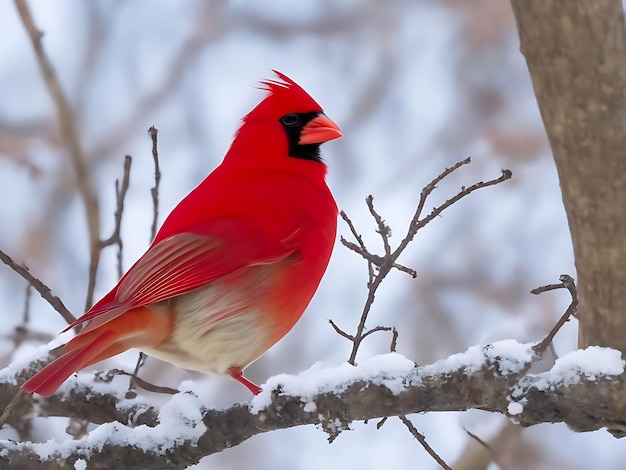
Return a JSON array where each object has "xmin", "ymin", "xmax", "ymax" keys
[
  {"xmin": 21, "ymin": 330, "xmax": 116, "ymax": 397},
  {"xmin": 21, "ymin": 306, "xmax": 173, "ymax": 397}
]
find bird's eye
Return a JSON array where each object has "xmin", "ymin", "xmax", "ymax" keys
[{"xmin": 281, "ymin": 114, "xmax": 300, "ymax": 127}]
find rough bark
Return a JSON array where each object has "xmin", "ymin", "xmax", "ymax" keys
[{"xmin": 510, "ymin": 1, "xmax": 626, "ymax": 352}]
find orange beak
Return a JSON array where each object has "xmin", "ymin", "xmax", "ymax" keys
[{"xmin": 299, "ymin": 113, "xmax": 342, "ymax": 145}]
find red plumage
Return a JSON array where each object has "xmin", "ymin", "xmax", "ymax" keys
[{"xmin": 22, "ymin": 71, "xmax": 341, "ymax": 397}]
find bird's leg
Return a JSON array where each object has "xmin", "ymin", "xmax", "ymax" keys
[{"xmin": 228, "ymin": 367, "xmax": 263, "ymax": 395}]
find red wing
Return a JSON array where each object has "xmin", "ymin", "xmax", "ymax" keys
[{"xmin": 66, "ymin": 219, "xmax": 297, "ymax": 330}]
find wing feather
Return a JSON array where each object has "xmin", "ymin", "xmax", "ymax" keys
[{"xmin": 64, "ymin": 219, "xmax": 297, "ymax": 330}]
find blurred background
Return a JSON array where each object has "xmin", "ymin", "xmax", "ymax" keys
[{"xmin": 1, "ymin": 0, "xmax": 622, "ymax": 468}]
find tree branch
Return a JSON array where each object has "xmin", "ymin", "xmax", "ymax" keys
[
  {"xmin": 0, "ymin": 250, "xmax": 75, "ymax": 325},
  {"xmin": 1, "ymin": 343, "xmax": 623, "ymax": 469}
]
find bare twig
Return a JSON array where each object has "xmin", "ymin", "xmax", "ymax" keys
[
  {"xmin": 530, "ymin": 282, "xmax": 565, "ymax": 295},
  {"xmin": 13, "ymin": 0, "xmax": 102, "ymax": 312},
  {"xmin": 0, "ymin": 250, "xmax": 75, "ymax": 324},
  {"xmin": 107, "ymin": 370, "xmax": 179, "ymax": 396},
  {"xmin": 400, "ymin": 164, "xmax": 512, "ymax": 254},
  {"xmin": 410, "ymin": 157, "xmax": 471, "ymax": 231},
  {"xmin": 366, "ymin": 195, "xmax": 392, "ymax": 257},
  {"xmin": 148, "ymin": 126, "xmax": 161, "ymax": 242},
  {"xmin": 361, "ymin": 325, "xmax": 392, "ymax": 341},
  {"xmin": 21, "ymin": 282, "xmax": 32, "ymax": 326},
  {"xmin": 99, "ymin": 155, "xmax": 132, "ymax": 279},
  {"xmin": 390, "ymin": 327, "xmax": 398, "ymax": 353},
  {"xmin": 340, "ymin": 238, "xmax": 417, "ymax": 277},
  {"xmin": 340, "ymin": 210, "xmax": 374, "ymax": 284},
  {"xmin": 464, "ymin": 428, "xmax": 508, "ymax": 470},
  {"xmin": 532, "ymin": 274, "xmax": 578, "ymax": 355},
  {"xmin": 129, "ymin": 128, "xmax": 162, "ymax": 393},
  {"xmin": 399, "ymin": 415, "xmax": 453, "ymax": 470},
  {"xmin": 0, "ymin": 392, "xmax": 28, "ymax": 429},
  {"xmin": 338, "ymin": 159, "xmax": 512, "ymax": 365},
  {"xmin": 328, "ymin": 319, "xmax": 354, "ymax": 341}
]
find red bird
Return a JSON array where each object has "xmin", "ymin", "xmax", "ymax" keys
[{"xmin": 22, "ymin": 71, "xmax": 341, "ymax": 397}]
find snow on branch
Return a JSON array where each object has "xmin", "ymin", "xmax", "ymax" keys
[{"xmin": 0, "ymin": 342, "xmax": 623, "ymax": 469}]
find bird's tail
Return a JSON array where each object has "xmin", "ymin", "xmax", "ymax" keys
[
  {"xmin": 21, "ymin": 330, "xmax": 119, "ymax": 397},
  {"xmin": 21, "ymin": 306, "xmax": 172, "ymax": 397}
]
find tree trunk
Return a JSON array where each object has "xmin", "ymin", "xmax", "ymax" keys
[{"xmin": 510, "ymin": 0, "xmax": 626, "ymax": 353}]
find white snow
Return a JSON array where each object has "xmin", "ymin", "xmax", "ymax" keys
[
  {"xmin": 0, "ymin": 342, "xmax": 59, "ymax": 385},
  {"xmin": 419, "ymin": 345, "xmax": 487, "ymax": 376},
  {"xmin": 24, "ymin": 390, "xmax": 206, "ymax": 461},
  {"xmin": 69, "ymin": 371, "xmax": 130, "ymax": 400},
  {"xmin": 303, "ymin": 401, "xmax": 317, "ymax": 413},
  {"xmin": 419, "ymin": 340, "xmax": 534, "ymax": 377},
  {"xmin": 250, "ymin": 353, "xmax": 415, "ymax": 413},
  {"xmin": 250, "ymin": 341, "xmax": 539, "ymax": 414},
  {"xmin": 483, "ymin": 340, "xmax": 534, "ymax": 374},
  {"xmin": 0, "ymin": 331, "xmax": 75, "ymax": 385},
  {"xmin": 5, "ymin": 342, "xmax": 625, "ymax": 467},
  {"xmin": 74, "ymin": 459, "xmax": 87, "ymax": 470},
  {"xmin": 507, "ymin": 401, "xmax": 524, "ymax": 416},
  {"xmin": 531, "ymin": 346, "xmax": 624, "ymax": 391}
]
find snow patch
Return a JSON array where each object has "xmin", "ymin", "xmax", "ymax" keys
[
  {"xmin": 507, "ymin": 401, "xmax": 523, "ymax": 416},
  {"xmin": 419, "ymin": 340, "xmax": 534, "ymax": 377},
  {"xmin": 250, "ymin": 353, "xmax": 415, "ymax": 413},
  {"xmin": 419, "ymin": 345, "xmax": 486, "ymax": 376},
  {"xmin": 251, "ymin": 342, "xmax": 537, "ymax": 414},
  {"xmin": 27, "ymin": 391, "xmax": 206, "ymax": 461},
  {"xmin": 483, "ymin": 340, "xmax": 534, "ymax": 374},
  {"xmin": 533, "ymin": 346, "xmax": 624, "ymax": 391},
  {"xmin": 74, "ymin": 458, "xmax": 87, "ymax": 470}
]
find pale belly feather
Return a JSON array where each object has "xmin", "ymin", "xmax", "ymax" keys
[{"xmin": 141, "ymin": 267, "xmax": 276, "ymax": 375}]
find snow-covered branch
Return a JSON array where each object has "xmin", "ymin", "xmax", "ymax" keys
[{"xmin": 1, "ymin": 342, "xmax": 623, "ymax": 469}]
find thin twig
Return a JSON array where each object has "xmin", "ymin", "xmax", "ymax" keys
[
  {"xmin": 340, "ymin": 210, "xmax": 374, "ymax": 285},
  {"xmin": 129, "ymin": 128, "xmax": 161, "ymax": 392},
  {"xmin": 0, "ymin": 391, "xmax": 27, "ymax": 430},
  {"xmin": 390, "ymin": 327, "xmax": 398, "ymax": 353},
  {"xmin": 109, "ymin": 370, "xmax": 178, "ymax": 395},
  {"xmin": 21, "ymin": 282, "xmax": 32, "ymax": 326},
  {"xmin": 338, "ymin": 159, "xmax": 512, "ymax": 365},
  {"xmin": 411, "ymin": 157, "xmax": 471, "ymax": 233},
  {"xmin": 10, "ymin": 282, "xmax": 35, "ymax": 349},
  {"xmin": 347, "ymin": 274, "xmax": 379, "ymax": 365},
  {"xmin": 0, "ymin": 250, "xmax": 75, "ymax": 324},
  {"xmin": 99, "ymin": 155, "xmax": 132, "ymax": 279},
  {"xmin": 400, "ymin": 167, "xmax": 512, "ymax": 254},
  {"xmin": 340, "ymin": 238, "xmax": 417, "ymax": 277},
  {"xmin": 148, "ymin": 126, "xmax": 161, "ymax": 242},
  {"xmin": 13, "ymin": 0, "xmax": 102, "ymax": 312},
  {"xmin": 464, "ymin": 428, "xmax": 507, "ymax": 470},
  {"xmin": 530, "ymin": 282, "xmax": 565, "ymax": 295},
  {"xmin": 361, "ymin": 325, "xmax": 392, "ymax": 341},
  {"xmin": 532, "ymin": 274, "xmax": 578, "ymax": 355},
  {"xmin": 399, "ymin": 415, "xmax": 453, "ymax": 470},
  {"xmin": 366, "ymin": 195, "xmax": 392, "ymax": 257},
  {"xmin": 328, "ymin": 319, "xmax": 354, "ymax": 341}
]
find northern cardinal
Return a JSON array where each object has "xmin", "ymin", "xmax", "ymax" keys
[{"xmin": 22, "ymin": 71, "xmax": 341, "ymax": 397}]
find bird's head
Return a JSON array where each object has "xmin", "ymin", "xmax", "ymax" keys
[{"xmin": 233, "ymin": 71, "xmax": 342, "ymax": 164}]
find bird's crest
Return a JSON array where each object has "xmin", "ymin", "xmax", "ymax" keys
[{"xmin": 245, "ymin": 70, "xmax": 323, "ymax": 120}]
